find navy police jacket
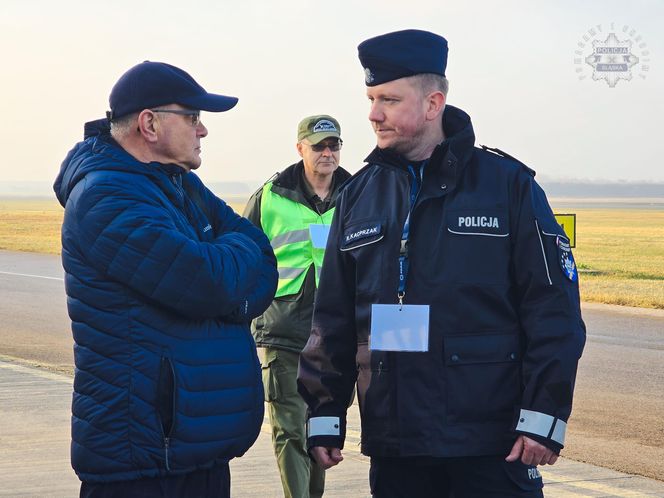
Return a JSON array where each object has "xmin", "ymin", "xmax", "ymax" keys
[
  {"xmin": 297, "ymin": 105, "xmax": 586, "ymax": 458},
  {"xmin": 54, "ymin": 119, "xmax": 278, "ymax": 482}
]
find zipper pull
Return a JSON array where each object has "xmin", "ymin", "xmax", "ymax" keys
[
  {"xmin": 378, "ymin": 361, "xmax": 383, "ymax": 377},
  {"xmin": 164, "ymin": 437, "xmax": 171, "ymax": 471},
  {"xmin": 171, "ymin": 174, "xmax": 184, "ymax": 200}
]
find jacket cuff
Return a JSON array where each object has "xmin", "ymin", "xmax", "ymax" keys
[
  {"xmin": 306, "ymin": 415, "xmax": 345, "ymax": 451},
  {"xmin": 514, "ymin": 408, "xmax": 567, "ymax": 449}
]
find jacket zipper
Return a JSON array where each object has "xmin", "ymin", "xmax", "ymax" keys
[
  {"xmin": 164, "ymin": 437, "xmax": 171, "ymax": 471},
  {"xmin": 171, "ymin": 174, "xmax": 184, "ymax": 201},
  {"xmin": 158, "ymin": 356, "xmax": 176, "ymax": 472}
]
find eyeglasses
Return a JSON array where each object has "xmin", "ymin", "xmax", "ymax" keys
[
  {"xmin": 151, "ymin": 109, "xmax": 201, "ymax": 126},
  {"xmin": 305, "ymin": 139, "xmax": 343, "ymax": 152}
]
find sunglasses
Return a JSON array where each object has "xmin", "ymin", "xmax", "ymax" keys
[
  {"xmin": 306, "ymin": 139, "xmax": 343, "ymax": 152},
  {"xmin": 151, "ymin": 108, "xmax": 201, "ymax": 127}
]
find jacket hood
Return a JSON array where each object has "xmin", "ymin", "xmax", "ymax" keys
[
  {"xmin": 365, "ymin": 104, "xmax": 476, "ymax": 169},
  {"xmin": 53, "ymin": 118, "xmax": 182, "ymax": 207}
]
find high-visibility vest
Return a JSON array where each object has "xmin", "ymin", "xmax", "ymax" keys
[{"xmin": 260, "ymin": 182, "xmax": 335, "ymax": 298}]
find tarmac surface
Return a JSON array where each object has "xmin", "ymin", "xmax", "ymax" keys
[
  {"xmin": 1, "ymin": 359, "xmax": 663, "ymax": 498},
  {"xmin": 3, "ymin": 249, "xmax": 664, "ymax": 480}
]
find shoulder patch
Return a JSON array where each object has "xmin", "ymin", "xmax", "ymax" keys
[
  {"xmin": 557, "ymin": 235, "xmax": 578, "ymax": 282},
  {"xmin": 480, "ymin": 145, "xmax": 536, "ymax": 177}
]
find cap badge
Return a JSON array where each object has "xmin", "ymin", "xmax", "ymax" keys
[
  {"xmin": 312, "ymin": 119, "xmax": 338, "ymax": 133},
  {"xmin": 364, "ymin": 67, "xmax": 375, "ymax": 84}
]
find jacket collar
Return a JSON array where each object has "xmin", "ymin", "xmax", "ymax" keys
[
  {"xmin": 271, "ymin": 161, "xmax": 352, "ymax": 210},
  {"xmin": 55, "ymin": 117, "xmax": 187, "ymax": 207},
  {"xmin": 364, "ymin": 105, "xmax": 475, "ymax": 171},
  {"xmin": 363, "ymin": 105, "xmax": 476, "ymax": 201}
]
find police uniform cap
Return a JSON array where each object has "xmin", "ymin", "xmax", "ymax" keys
[{"xmin": 358, "ymin": 29, "xmax": 448, "ymax": 86}]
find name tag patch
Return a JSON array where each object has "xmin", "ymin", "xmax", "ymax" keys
[
  {"xmin": 557, "ymin": 235, "xmax": 577, "ymax": 282},
  {"xmin": 341, "ymin": 222, "xmax": 383, "ymax": 250}
]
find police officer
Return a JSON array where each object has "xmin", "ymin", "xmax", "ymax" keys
[
  {"xmin": 297, "ymin": 30, "xmax": 586, "ymax": 497},
  {"xmin": 244, "ymin": 115, "xmax": 351, "ymax": 498}
]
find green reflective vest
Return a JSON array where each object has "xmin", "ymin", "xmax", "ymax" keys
[{"xmin": 260, "ymin": 182, "xmax": 335, "ymax": 297}]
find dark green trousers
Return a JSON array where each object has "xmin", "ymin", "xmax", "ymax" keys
[{"xmin": 262, "ymin": 347, "xmax": 325, "ymax": 498}]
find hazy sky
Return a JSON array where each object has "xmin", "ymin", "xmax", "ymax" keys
[{"xmin": 2, "ymin": 0, "xmax": 662, "ymax": 187}]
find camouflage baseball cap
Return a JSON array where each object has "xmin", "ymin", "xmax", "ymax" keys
[{"xmin": 297, "ymin": 115, "xmax": 341, "ymax": 144}]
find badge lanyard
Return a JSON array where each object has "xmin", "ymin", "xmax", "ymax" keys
[{"xmin": 398, "ymin": 162, "xmax": 426, "ymax": 308}]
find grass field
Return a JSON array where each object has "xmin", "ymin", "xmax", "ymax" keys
[
  {"xmin": 554, "ymin": 206, "xmax": 664, "ymax": 309},
  {"xmin": 0, "ymin": 197, "xmax": 247, "ymax": 255},
  {"xmin": 0, "ymin": 198, "xmax": 64, "ymax": 254},
  {"xmin": 1, "ymin": 197, "xmax": 663, "ymax": 309}
]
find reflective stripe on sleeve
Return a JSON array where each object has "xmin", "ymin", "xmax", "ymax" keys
[
  {"xmin": 307, "ymin": 416, "xmax": 341, "ymax": 437},
  {"xmin": 515, "ymin": 409, "xmax": 567, "ymax": 445},
  {"xmin": 550, "ymin": 417, "xmax": 567, "ymax": 445}
]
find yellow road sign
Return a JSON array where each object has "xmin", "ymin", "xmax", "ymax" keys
[{"xmin": 554, "ymin": 213, "xmax": 576, "ymax": 247}]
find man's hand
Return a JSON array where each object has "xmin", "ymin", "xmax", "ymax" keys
[
  {"xmin": 311, "ymin": 446, "xmax": 344, "ymax": 469},
  {"xmin": 505, "ymin": 435, "xmax": 558, "ymax": 466}
]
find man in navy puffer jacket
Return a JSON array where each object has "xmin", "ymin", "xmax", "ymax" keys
[{"xmin": 54, "ymin": 61, "xmax": 278, "ymax": 498}]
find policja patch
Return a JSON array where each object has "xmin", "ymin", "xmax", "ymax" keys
[{"xmin": 557, "ymin": 235, "xmax": 577, "ymax": 282}]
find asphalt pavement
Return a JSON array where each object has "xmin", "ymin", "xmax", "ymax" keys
[{"xmin": 1, "ymin": 359, "xmax": 663, "ymax": 498}]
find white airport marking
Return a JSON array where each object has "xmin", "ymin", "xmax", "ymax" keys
[
  {"xmin": 0, "ymin": 271, "xmax": 63, "ymax": 281},
  {"xmin": 0, "ymin": 361, "xmax": 72, "ymax": 384}
]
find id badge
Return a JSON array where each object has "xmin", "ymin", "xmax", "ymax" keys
[
  {"xmin": 309, "ymin": 224, "xmax": 331, "ymax": 249},
  {"xmin": 370, "ymin": 304, "xmax": 430, "ymax": 352}
]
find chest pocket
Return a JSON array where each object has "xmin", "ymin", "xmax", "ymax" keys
[{"xmin": 443, "ymin": 209, "xmax": 510, "ymax": 284}]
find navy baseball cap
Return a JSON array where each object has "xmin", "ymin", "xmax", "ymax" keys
[
  {"xmin": 358, "ymin": 29, "xmax": 448, "ymax": 86},
  {"xmin": 108, "ymin": 61, "xmax": 238, "ymax": 120}
]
